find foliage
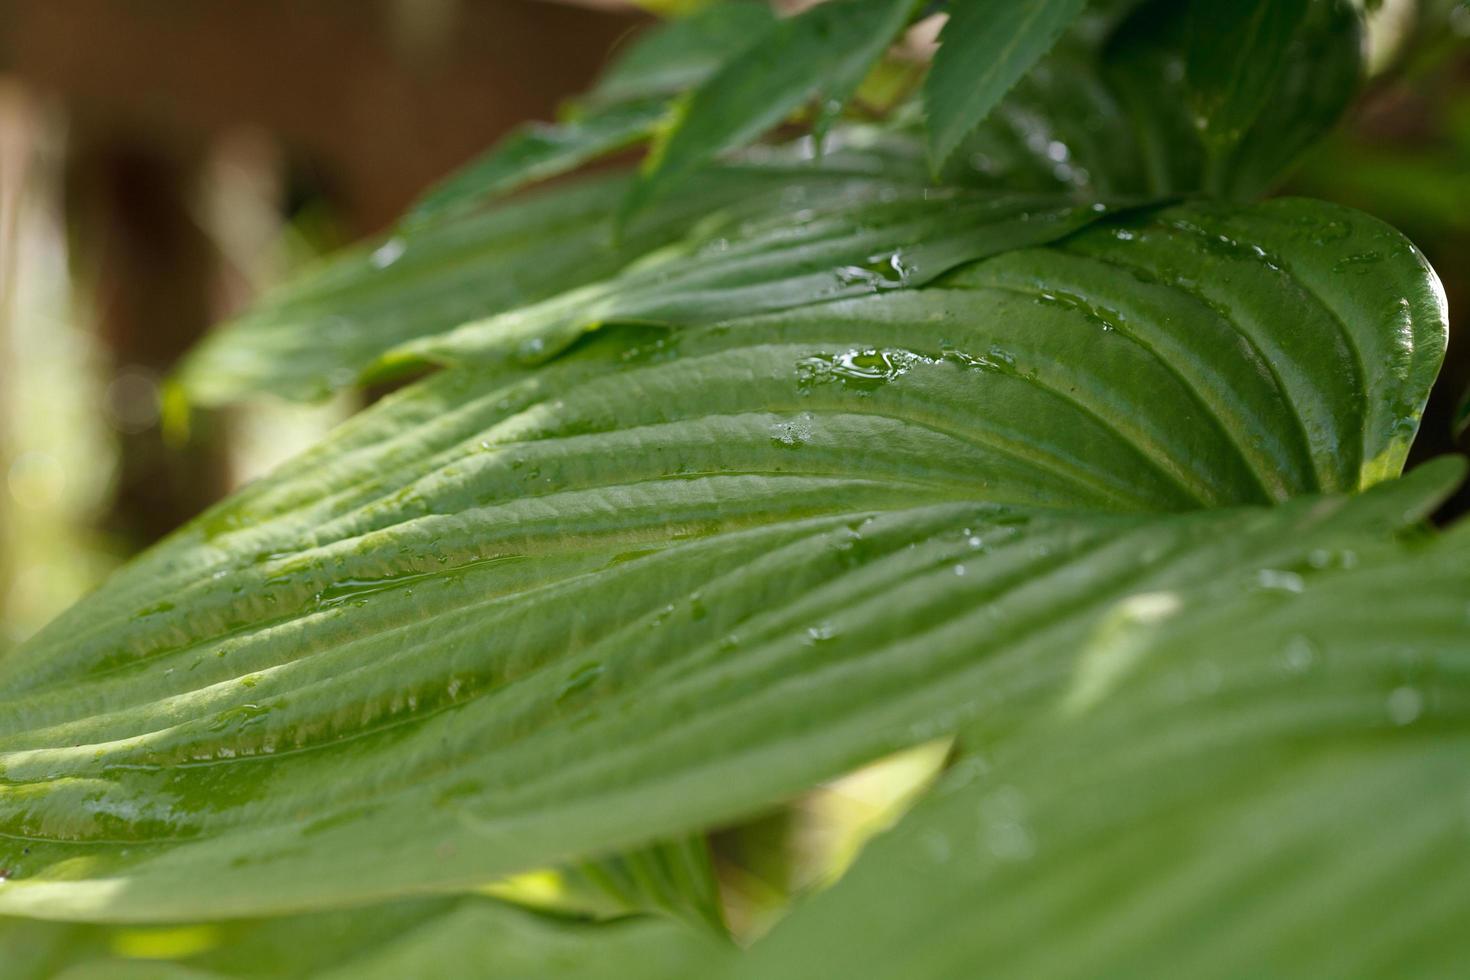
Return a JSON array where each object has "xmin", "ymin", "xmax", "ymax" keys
[{"xmin": 3, "ymin": 0, "xmax": 1466, "ymax": 976}]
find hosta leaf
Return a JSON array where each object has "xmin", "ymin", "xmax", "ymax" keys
[
  {"xmin": 402, "ymin": 1, "xmax": 780, "ymax": 226},
  {"xmin": 739, "ymin": 517, "xmax": 1470, "ymax": 978},
  {"xmin": 3, "ymin": 897, "xmax": 717, "ymax": 980},
  {"xmin": 177, "ymin": 151, "xmax": 925, "ymax": 405},
  {"xmin": 586, "ymin": 1, "xmax": 778, "ymax": 107},
  {"xmin": 179, "ymin": 152, "xmax": 1104, "ymax": 406},
  {"xmin": 948, "ymin": 0, "xmax": 1362, "ymax": 200},
  {"xmin": 0, "ymin": 198, "xmax": 1445, "ymax": 922},
  {"xmin": 386, "ymin": 191, "xmax": 1115, "ymax": 372},
  {"xmin": 403, "ymin": 99, "xmax": 669, "ymax": 228},
  {"xmin": 923, "ymin": 0, "xmax": 1089, "ymax": 169},
  {"xmin": 1185, "ymin": 0, "xmax": 1311, "ymax": 152},
  {"xmin": 620, "ymin": 0, "xmax": 918, "ymax": 221}
]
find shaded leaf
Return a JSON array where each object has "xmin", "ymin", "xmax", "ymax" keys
[
  {"xmin": 1186, "ymin": 0, "xmax": 1312, "ymax": 151},
  {"xmin": 924, "ymin": 0, "xmax": 1089, "ymax": 169},
  {"xmin": 587, "ymin": 1, "xmax": 778, "ymax": 107},
  {"xmin": 621, "ymin": 0, "xmax": 918, "ymax": 221},
  {"xmin": 947, "ymin": 0, "xmax": 1362, "ymax": 200},
  {"xmin": 404, "ymin": 99, "xmax": 669, "ymax": 228}
]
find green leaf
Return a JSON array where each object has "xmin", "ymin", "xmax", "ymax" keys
[
  {"xmin": 386, "ymin": 191, "xmax": 1117, "ymax": 373},
  {"xmin": 400, "ymin": 1, "xmax": 782, "ymax": 226},
  {"xmin": 946, "ymin": 0, "xmax": 1362, "ymax": 200},
  {"xmin": 176, "ymin": 154, "xmax": 924, "ymax": 405},
  {"xmin": 1186, "ymin": 0, "xmax": 1312, "ymax": 151},
  {"xmin": 0, "ymin": 198, "xmax": 1444, "ymax": 923},
  {"xmin": 404, "ymin": 99, "xmax": 669, "ymax": 228},
  {"xmin": 586, "ymin": 1, "xmax": 779, "ymax": 107},
  {"xmin": 738, "ymin": 511, "xmax": 1470, "ymax": 978},
  {"xmin": 178, "ymin": 150, "xmax": 1100, "ymax": 407},
  {"xmin": 621, "ymin": 0, "xmax": 918, "ymax": 222},
  {"xmin": 923, "ymin": 0, "xmax": 1090, "ymax": 169},
  {"xmin": 3, "ymin": 897, "xmax": 719, "ymax": 980}
]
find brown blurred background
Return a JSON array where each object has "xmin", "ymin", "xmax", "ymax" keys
[
  {"xmin": 0, "ymin": 0, "xmax": 649, "ymax": 646},
  {"xmin": 0, "ymin": 0, "xmax": 1466, "ymax": 655}
]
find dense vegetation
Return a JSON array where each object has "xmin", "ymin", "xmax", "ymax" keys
[{"xmin": 3, "ymin": 0, "xmax": 1467, "ymax": 975}]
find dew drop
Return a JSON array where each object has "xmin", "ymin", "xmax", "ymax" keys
[
  {"xmin": 1386, "ymin": 686, "xmax": 1424, "ymax": 726},
  {"xmin": 1282, "ymin": 635, "xmax": 1319, "ymax": 674},
  {"xmin": 371, "ymin": 238, "xmax": 406, "ymax": 269}
]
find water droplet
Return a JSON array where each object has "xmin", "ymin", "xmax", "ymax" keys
[
  {"xmin": 516, "ymin": 336, "xmax": 547, "ymax": 363},
  {"xmin": 833, "ymin": 251, "xmax": 913, "ymax": 292},
  {"xmin": 1282, "ymin": 635, "xmax": 1319, "ymax": 674},
  {"xmin": 979, "ymin": 785, "xmax": 1034, "ymax": 861},
  {"xmin": 1333, "ymin": 251, "xmax": 1383, "ymax": 274},
  {"xmin": 805, "ymin": 622, "xmax": 837, "ymax": 644},
  {"xmin": 371, "ymin": 238, "xmax": 406, "ymax": 268},
  {"xmin": 769, "ymin": 412, "xmax": 815, "ymax": 448},
  {"xmin": 1387, "ymin": 686, "xmax": 1423, "ymax": 726},
  {"xmin": 1255, "ymin": 569, "xmax": 1305, "ymax": 594},
  {"xmin": 920, "ymin": 829, "xmax": 951, "ymax": 863},
  {"xmin": 796, "ymin": 348, "xmax": 935, "ymax": 392}
]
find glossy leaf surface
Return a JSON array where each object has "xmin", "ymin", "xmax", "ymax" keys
[
  {"xmin": 621, "ymin": 0, "xmax": 917, "ymax": 219},
  {"xmin": 0, "ymin": 198, "xmax": 1445, "ymax": 923},
  {"xmin": 924, "ymin": 0, "xmax": 1089, "ymax": 168},
  {"xmin": 741, "ymin": 513, "xmax": 1470, "ymax": 978},
  {"xmin": 948, "ymin": 0, "xmax": 1362, "ymax": 199}
]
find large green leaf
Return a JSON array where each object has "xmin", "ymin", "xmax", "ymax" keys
[
  {"xmin": 177, "ymin": 151, "xmax": 1102, "ymax": 406},
  {"xmin": 0, "ymin": 198, "xmax": 1444, "ymax": 922},
  {"xmin": 923, "ymin": 0, "xmax": 1089, "ymax": 168},
  {"xmin": 620, "ymin": 0, "xmax": 917, "ymax": 221},
  {"xmin": 948, "ymin": 0, "xmax": 1362, "ymax": 199},
  {"xmin": 738, "ymin": 514, "xmax": 1470, "ymax": 978},
  {"xmin": 386, "ymin": 190, "xmax": 1114, "ymax": 373}
]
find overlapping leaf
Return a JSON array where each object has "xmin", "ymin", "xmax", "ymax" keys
[
  {"xmin": 176, "ymin": 152, "xmax": 1106, "ymax": 405},
  {"xmin": 0, "ymin": 197, "xmax": 1445, "ymax": 924},
  {"xmin": 404, "ymin": 1, "xmax": 779, "ymax": 226},
  {"xmin": 739, "ymin": 514, "xmax": 1470, "ymax": 978},
  {"xmin": 948, "ymin": 0, "xmax": 1362, "ymax": 199},
  {"xmin": 621, "ymin": 0, "xmax": 918, "ymax": 220},
  {"xmin": 3, "ymin": 896, "xmax": 717, "ymax": 980},
  {"xmin": 924, "ymin": 0, "xmax": 1089, "ymax": 167}
]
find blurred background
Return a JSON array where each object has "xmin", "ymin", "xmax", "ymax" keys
[{"xmin": 0, "ymin": 0, "xmax": 1466, "ymax": 656}]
